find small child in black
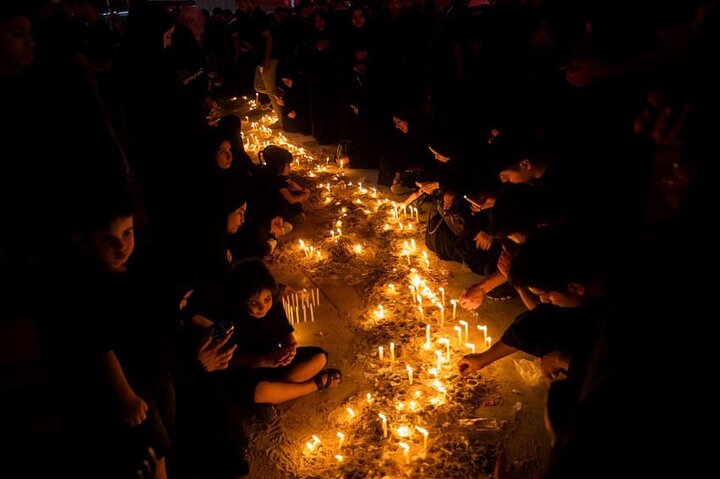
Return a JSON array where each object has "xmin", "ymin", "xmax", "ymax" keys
[
  {"xmin": 193, "ymin": 259, "xmax": 341, "ymax": 404},
  {"xmin": 259, "ymin": 145, "xmax": 309, "ymax": 229}
]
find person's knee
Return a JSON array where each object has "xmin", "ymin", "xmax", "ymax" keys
[{"xmin": 253, "ymin": 381, "xmax": 275, "ymax": 404}]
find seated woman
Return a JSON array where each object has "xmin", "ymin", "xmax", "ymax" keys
[{"xmin": 189, "ymin": 259, "xmax": 341, "ymax": 404}]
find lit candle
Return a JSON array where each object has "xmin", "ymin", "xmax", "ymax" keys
[
  {"xmin": 435, "ymin": 350, "xmax": 443, "ymax": 370},
  {"xmin": 418, "ymin": 306, "xmax": 424, "ymax": 322},
  {"xmin": 378, "ymin": 413, "xmax": 388, "ymax": 438},
  {"xmin": 417, "ymin": 295, "xmax": 422, "ymax": 308},
  {"xmin": 485, "ymin": 336, "xmax": 492, "ymax": 350},
  {"xmin": 438, "ymin": 304, "xmax": 445, "ymax": 328},
  {"xmin": 378, "ymin": 346, "xmax": 384, "ymax": 361},
  {"xmin": 335, "ymin": 454, "xmax": 344, "ymax": 462},
  {"xmin": 390, "ymin": 342, "xmax": 395, "ymax": 366},
  {"xmin": 346, "ymin": 407, "xmax": 356, "ymax": 419},
  {"xmin": 477, "ymin": 325, "xmax": 487, "ymax": 343},
  {"xmin": 337, "ymin": 432, "xmax": 345, "ymax": 447},
  {"xmin": 366, "ymin": 392, "xmax": 373, "ymax": 404},
  {"xmin": 410, "ymin": 239, "xmax": 416, "ymax": 251},
  {"xmin": 465, "ymin": 342, "xmax": 476, "ymax": 354},
  {"xmin": 303, "ymin": 305, "xmax": 307, "ymax": 323},
  {"xmin": 451, "ymin": 299, "xmax": 458, "ymax": 321},
  {"xmin": 415, "ymin": 426, "xmax": 429, "ymax": 450},
  {"xmin": 388, "ymin": 283, "xmax": 396, "ymax": 294},
  {"xmin": 424, "ymin": 324, "xmax": 431, "ymax": 350},
  {"xmin": 406, "ymin": 365, "xmax": 413, "ymax": 385},
  {"xmin": 399, "ymin": 442, "xmax": 410, "ymax": 464},
  {"xmin": 454, "ymin": 325, "xmax": 462, "ymax": 345},
  {"xmin": 353, "ymin": 244, "xmax": 363, "ymax": 254},
  {"xmin": 459, "ymin": 320, "xmax": 469, "ymax": 342},
  {"xmin": 310, "ymin": 306, "xmax": 315, "ymax": 322},
  {"xmin": 439, "ymin": 287, "xmax": 445, "ymax": 306}
]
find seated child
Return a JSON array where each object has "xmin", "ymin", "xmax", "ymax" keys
[
  {"xmin": 192, "ymin": 259, "xmax": 341, "ymax": 404},
  {"xmin": 260, "ymin": 145, "xmax": 309, "ymax": 231}
]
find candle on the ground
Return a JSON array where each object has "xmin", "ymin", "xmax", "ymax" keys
[
  {"xmin": 406, "ymin": 365, "xmax": 413, "ymax": 385},
  {"xmin": 390, "ymin": 342, "xmax": 395, "ymax": 366},
  {"xmin": 399, "ymin": 442, "xmax": 410, "ymax": 464},
  {"xmin": 451, "ymin": 299, "xmax": 458, "ymax": 321},
  {"xmin": 465, "ymin": 342, "xmax": 476, "ymax": 354},
  {"xmin": 435, "ymin": 350, "xmax": 443, "ymax": 370},
  {"xmin": 477, "ymin": 325, "xmax": 487, "ymax": 343},
  {"xmin": 459, "ymin": 320, "xmax": 469, "ymax": 342},
  {"xmin": 378, "ymin": 346, "xmax": 384, "ymax": 361},
  {"xmin": 439, "ymin": 287, "xmax": 445, "ymax": 306},
  {"xmin": 439, "ymin": 304, "xmax": 445, "ymax": 328},
  {"xmin": 337, "ymin": 432, "xmax": 345, "ymax": 447},
  {"xmin": 346, "ymin": 407, "xmax": 356, "ymax": 419},
  {"xmin": 415, "ymin": 426, "xmax": 429, "ymax": 450},
  {"xmin": 485, "ymin": 336, "xmax": 492, "ymax": 350},
  {"xmin": 424, "ymin": 324, "xmax": 431, "ymax": 350},
  {"xmin": 378, "ymin": 413, "xmax": 388, "ymax": 438}
]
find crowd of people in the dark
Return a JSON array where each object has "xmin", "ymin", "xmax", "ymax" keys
[{"xmin": 0, "ymin": 0, "xmax": 714, "ymax": 478}]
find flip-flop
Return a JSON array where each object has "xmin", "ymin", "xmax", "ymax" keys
[{"xmin": 312, "ymin": 368, "xmax": 342, "ymax": 391}]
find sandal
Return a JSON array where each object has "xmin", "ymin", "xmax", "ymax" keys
[{"xmin": 312, "ymin": 368, "xmax": 342, "ymax": 391}]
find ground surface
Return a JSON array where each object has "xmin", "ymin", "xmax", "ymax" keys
[{"xmin": 226, "ymin": 101, "xmax": 550, "ymax": 479}]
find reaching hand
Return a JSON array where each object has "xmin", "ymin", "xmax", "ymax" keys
[
  {"xmin": 459, "ymin": 283, "xmax": 486, "ymax": 310},
  {"xmin": 121, "ymin": 394, "xmax": 149, "ymax": 426},
  {"xmin": 474, "ymin": 231, "xmax": 493, "ymax": 251},
  {"xmin": 458, "ymin": 353, "xmax": 487, "ymax": 377},
  {"xmin": 270, "ymin": 216, "xmax": 285, "ymax": 238}
]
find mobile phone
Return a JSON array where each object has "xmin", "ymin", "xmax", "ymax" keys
[
  {"xmin": 210, "ymin": 320, "xmax": 232, "ymax": 340},
  {"xmin": 463, "ymin": 195, "xmax": 483, "ymax": 208}
]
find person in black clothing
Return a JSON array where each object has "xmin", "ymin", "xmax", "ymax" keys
[
  {"xmin": 276, "ymin": 65, "xmax": 312, "ymax": 135},
  {"xmin": 458, "ymin": 227, "xmax": 607, "ymax": 389},
  {"xmin": 189, "ymin": 259, "xmax": 342, "ymax": 405},
  {"xmin": 36, "ymin": 185, "xmax": 177, "ymax": 479},
  {"xmin": 259, "ymin": 144, "xmax": 309, "ymax": 230}
]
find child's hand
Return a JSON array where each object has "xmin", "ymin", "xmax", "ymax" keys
[
  {"xmin": 266, "ymin": 348, "xmax": 293, "ymax": 367},
  {"xmin": 121, "ymin": 394, "xmax": 149, "ymax": 426},
  {"xmin": 278, "ymin": 346, "xmax": 296, "ymax": 366}
]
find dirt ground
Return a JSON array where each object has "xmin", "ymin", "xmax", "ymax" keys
[{"xmin": 227, "ymin": 102, "xmax": 550, "ymax": 479}]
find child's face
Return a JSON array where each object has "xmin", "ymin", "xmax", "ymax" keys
[
  {"xmin": 247, "ymin": 288, "xmax": 273, "ymax": 318},
  {"xmin": 282, "ymin": 162, "xmax": 291, "ymax": 176},
  {"xmin": 85, "ymin": 215, "xmax": 135, "ymax": 272}
]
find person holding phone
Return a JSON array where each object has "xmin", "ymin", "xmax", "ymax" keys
[{"xmin": 189, "ymin": 259, "xmax": 341, "ymax": 405}]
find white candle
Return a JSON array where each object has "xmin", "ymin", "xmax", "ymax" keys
[
  {"xmin": 378, "ymin": 413, "xmax": 388, "ymax": 438},
  {"xmin": 337, "ymin": 432, "xmax": 345, "ymax": 447},
  {"xmin": 485, "ymin": 336, "xmax": 492, "ymax": 350},
  {"xmin": 410, "ymin": 239, "xmax": 416, "ymax": 251},
  {"xmin": 303, "ymin": 305, "xmax": 307, "ymax": 322},
  {"xmin": 439, "ymin": 304, "xmax": 445, "ymax": 328},
  {"xmin": 378, "ymin": 346, "xmax": 384, "ymax": 361},
  {"xmin": 310, "ymin": 306, "xmax": 315, "ymax": 322},
  {"xmin": 399, "ymin": 442, "xmax": 410, "ymax": 464},
  {"xmin": 451, "ymin": 299, "xmax": 458, "ymax": 321},
  {"xmin": 425, "ymin": 324, "xmax": 431, "ymax": 350},
  {"xmin": 477, "ymin": 325, "xmax": 487, "ymax": 343},
  {"xmin": 439, "ymin": 287, "xmax": 445, "ymax": 306},
  {"xmin": 459, "ymin": 320, "xmax": 469, "ymax": 342},
  {"xmin": 465, "ymin": 342, "xmax": 476, "ymax": 354},
  {"xmin": 454, "ymin": 326, "xmax": 462, "ymax": 345},
  {"xmin": 435, "ymin": 350, "xmax": 443, "ymax": 370},
  {"xmin": 406, "ymin": 365, "xmax": 413, "ymax": 385},
  {"xmin": 415, "ymin": 426, "xmax": 429, "ymax": 450},
  {"xmin": 346, "ymin": 407, "xmax": 356, "ymax": 419},
  {"xmin": 418, "ymin": 306, "xmax": 424, "ymax": 322},
  {"xmin": 390, "ymin": 342, "xmax": 395, "ymax": 366}
]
